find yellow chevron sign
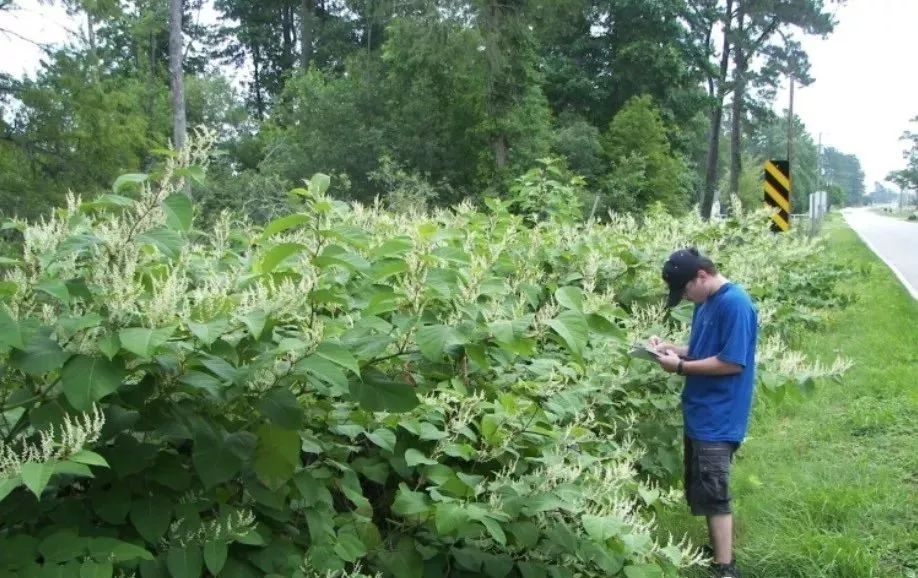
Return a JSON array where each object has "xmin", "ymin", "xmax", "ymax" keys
[{"xmin": 764, "ymin": 160, "xmax": 791, "ymax": 232}]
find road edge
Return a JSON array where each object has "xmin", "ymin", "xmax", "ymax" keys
[{"xmin": 842, "ymin": 209, "xmax": 918, "ymax": 300}]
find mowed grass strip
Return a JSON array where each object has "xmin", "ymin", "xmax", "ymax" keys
[{"xmin": 659, "ymin": 216, "xmax": 918, "ymax": 578}]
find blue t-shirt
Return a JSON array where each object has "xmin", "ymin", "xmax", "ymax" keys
[{"xmin": 683, "ymin": 282, "xmax": 757, "ymax": 443}]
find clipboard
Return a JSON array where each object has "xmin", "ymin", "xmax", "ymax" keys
[{"xmin": 628, "ymin": 344, "xmax": 664, "ymax": 362}]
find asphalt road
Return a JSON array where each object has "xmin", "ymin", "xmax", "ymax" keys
[{"xmin": 842, "ymin": 207, "xmax": 918, "ymax": 299}]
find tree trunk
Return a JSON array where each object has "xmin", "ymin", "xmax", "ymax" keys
[
  {"xmin": 701, "ymin": 0, "xmax": 734, "ymax": 220},
  {"xmin": 729, "ymin": 5, "xmax": 746, "ymax": 201},
  {"xmin": 253, "ymin": 43, "xmax": 265, "ymax": 120},
  {"xmin": 300, "ymin": 0, "xmax": 314, "ymax": 69},
  {"xmin": 169, "ymin": 0, "xmax": 187, "ymax": 152}
]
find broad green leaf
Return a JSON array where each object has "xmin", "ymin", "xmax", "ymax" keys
[
  {"xmin": 61, "ymin": 355, "xmax": 126, "ymax": 411},
  {"xmin": 334, "ymin": 533, "xmax": 367, "ymax": 563},
  {"xmin": 192, "ymin": 428, "xmax": 256, "ymax": 488},
  {"xmin": 203, "ymin": 541, "xmax": 228, "ymax": 575},
  {"xmin": 112, "ymin": 173, "xmax": 148, "ymax": 193},
  {"xmin": 391, "ymin": 483, "xmax": 431, "ymax": 517},
  {"xmin": 98, "ymin": 333, "xmax": 120, "ymax": 360},
  {"xmin": 187, "ymin": 317, "xmax": 232, "ymax": 346},
  {"xmin": 20, "ymin": 461, "xmax": 55, "ymax": 498},
  {"xmin": 137, "ymin": 227, "xmax": 184, "ymax": 259},
  {"xmin": 166, "ymin": 544, "xmax": 203, "ymax": 578},
  {"xmin": 434, "ymin": 502, "xmax": 469, "ymax": 535},
  {"xmin": 366, "ymin": 428, "xmax": 396, "ymax": 452},
  {"xmin": 39, "ymin": 530, "xmax": 84, "ymax": 562},
  {"xmin": 10, "ymin": 328, "xmax": 70, "ymax": 375},
  {"xmin": 53, "ymin": 461, "xmax": 94, "ymax": 477},
  {"xmin": 555, "ymin": 286, "xmax": 583, "ymax": 312},
  {"xmin": 404, "ymin": 449, "xmax": 437, "ymax": 467},
  {"xmin": 518, "ymin": 561, "xmax": 549, "ymax": 578},
  {"xmin": 257, "ymin": 243, "xmax": 306, "ymax": 273},
  {"xmin": 79, "ymin": 560, "xmax": 114, "ymax": 578},
  {"xmin": 83, "ymin": 194, "xmax": 136, "ymax": 211},
  {"xmin": 586, "ymin": 313, "xmax": 626, "ymax": 339},
  {"xmin": 294, "ymin": 356, "xmax": 347, "ymax": 393},
  {"xmin": 0, "ymin": 476, "xmax": 20, "ymax": 502},
  {"xmin": 417, "ymin": 325, "xmax": 466, "ymax": 362},
  {"xmin": 69, "ymin": 450, "xmax": 109, "ymax": 468},
  {"xmin": 240, "ymin": 310, "xmax": 267, "ymax": 339},
  {"xmin": 350, "ymin": 369, "xmax": 419, "ymax": 412},
  {"xmin": 547, "ymin": 310, "xmax": 589, "ymax": 358},
  {"xmin": 36, "ymin": 279, "xmax": 70, "ymax": 304},
  {"xmin": 162, "ymin": 193, "xmax": 193, "ymax": 232},
  {"xmin": 0, "ymin": 308, "xmax": 23, "ymax": 348},
  {"xmin": 314, "ymin": 341, "xmax": 359, "ymax": 374},
  {"xmin": 480, "ymin": 517, "xmax": 507, "ymax": 545},
  {"xmin": 309, "ymin": 173, "xmax": 330, "ymax": 195},
  {"xmin": 582, "ymin": 515, "xmax": 626, "ymax": 542},
  {"xmin": 175, "ymin": 165, "xmax": 206, "ymax": 185},
  {"xmin": 119, "ymin": 326, "xmax": 174, "ymax": 358},
  {"xmin": 130, "ymin": 495, "xmax": 172, "ymax": 543},
  {"xmin": 623, "ymin": 565, "xmax": 664, "ymax": 578},
  {"xmin": 88, "ymin": 538, "xmax": 153, "ymax": 562},
  {"xmin": 257, "ymin": 388, "xmax": 304, "ymax": 429},
  {"xmin": 254, "ymin": 424, "xmax": 300, "ymax": 490},
  {"xmin": 261, "ymin": 213, "xmax": 310, "ymax": 240}
]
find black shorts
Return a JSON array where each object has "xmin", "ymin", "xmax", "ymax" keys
[{"xmin": 684, "ymin": 436, "xmax": 739, "ymax": 516}]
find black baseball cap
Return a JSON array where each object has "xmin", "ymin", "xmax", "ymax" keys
[{"xmin": 661, "ymin": 248, "xmax": 704, "ymax": 307}]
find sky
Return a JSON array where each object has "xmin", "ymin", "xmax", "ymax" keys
[{"xmin": 1, "ymin": 0, "xmax": 916, "ymax": 188}]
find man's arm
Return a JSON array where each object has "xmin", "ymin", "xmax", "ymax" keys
[
  {"xmin": 648, "ymin": 336, "xmax": 689, "ymax": 358},
  {"xmin": 656, "ymin": 352, "xmax": 742, "ymax": 376}
]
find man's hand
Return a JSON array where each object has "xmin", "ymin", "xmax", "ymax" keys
[
  {"xmin": 648, "ymin": 336, "xmax": 688, "ymax": 358},
  {"xmin": 657, "ymin": 351, "xmax": 681, "ymax": 373}
]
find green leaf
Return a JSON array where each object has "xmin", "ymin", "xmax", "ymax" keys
[
  {"xmin": 434, "ymin": 502, "xmax": 469, "ymax": 535},
  {"xmin": 137, "ymin": 227, "xmax": 185, "ymax": 259},
  {"xmin": 555, "ymin": 286, "xmax": 583, "ymax": 312},
  {"xmin": 112, "ymin": 173, "xmax": 148, "ymax": 193},
  {"xmin": 309, "ymin": 173, "xmax": 330, "ymax": 195},
  {"xmin": 623, "ymin": 565, "xmax": 664, "ymax": 578},
  {"xmin": 192, "ymin": 427, "xmax": 256, "ymax": 488},
  {"xmin": 61, "ymin": 355, "xmax": 126, "ymax": 411},
  {"xmin": 261, "ymin": 213, "xmax": 310, "ymax": 240},
  {"xmin": 582, "ymin": 515, "xmax": 625, "ymax": 542},
  {"xmin": 0, "ymin": 476, "xmax": 20, "ymax": 502},
  {"xmin": 404, "ymin": 449, "xmax": 437, "ymax": 467},
  {"xmin": 547, "ymin": 310, "xmax": 589, "ymax": 358},
  {"xmin": 36, "ymin": 279, "xmax": 70, "ymax": 304},
  {"xmin": 20, "ymin": 461, "xmax": 54, "ymax": 498},
  {"xmin": 69, "ymin": 450, "xmax": 109, "ymax": 468},
  {"xmin": 166, "ymin": 545, "xmax": 203, "ymax": 578},
  {"xmin": 391, "ymin": 483, "xmax": 431, "ymax": 517},
  {"xmin": 203, "ymin": 541, "xmax": 228, "ymax": 575},
  {"xmin": 295, "ymin": 356, "xmax": 348, "ymax": 393},
  {"xmin": 162, "ymin": 194, "xmax": 193, "ymax": 232},
  {"xmin": 119, "ymin": 326, "xmax": 174, "ymax": 358},
  {"xmin": 83, "ymin": 194, "xmax": 136, "ymax": 211},
  {"xmin": 417, "ymin": 325, "xmax": 466, "ymax": 362},
  {"xmin": 80, "ymin": 560, "xmax": 114, "ymax": 578},
  {"xmin": 366, "ymin": 428, "xmax": 396, "ymax": 452},
  {"xmin": 187, "ymin": 317, "xmax": 232, "ymax": 346},
  {"xmin": 39, "ymin": 530, "xmax": 85, "ymax": 562},
  {"xmin": 0, "ymin": 308, "xmax": 23, "ymax": 348},
  {"xmin": 253, "ymin": 424, "xmax": 300, "ymax": 490},
  {"xmin": 314, "ymin": 341, "xmax": 360, "ymax": 375},
  {"xmin": 240, "ymin": 310, "xmax": 267, "ymax": 339},
  {"xmin": 350, "ymin": 369, "xmax": 419, "ymax": 412},
  {"xmin": 54, "ymin": 460, "xmax": 94, "ymax": 477},
  {"xmin": 175, "ymin": 165, "xmax": 206, "ymax": 185},
  {"xmin": 257, "ymin": 388, "xmax": 304, "ymax": 429},
  {"xmin": 130, "ymin": 495, "xmax": 172, "ymax": 543},
  {"xmin": 257, "ymin": 243, "xmax": 306, "ymax": 273},
  {"xmin": 98, "ymin": 333, "xmax": 120, "ymax": 360},
  {"xmin": 10, "ymin": 328, "xmax": 70, "ymax": 375},
  {"xmin": 334, "ymin": 533, "xmax": 367, "ymax": 563},
  {"xmin": 88, "ymin": 538, "xmax": 153, "ymax": 562}
]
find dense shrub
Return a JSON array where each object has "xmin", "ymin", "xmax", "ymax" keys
[{"xmin": 0, "ymin": 138, "xmax": 848, "ymax": 577}]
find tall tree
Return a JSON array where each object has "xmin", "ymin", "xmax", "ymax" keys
[
  {"xmin": 727, "ymin": 0, "xmax": 833, "ymax": 202},
  {"xmin": 169, "ymin": 0, "xmax": 186, "ymax": 151},
  {"xmin": 887, "ymin": 116, "xmax": 918, "ymax": 200}
]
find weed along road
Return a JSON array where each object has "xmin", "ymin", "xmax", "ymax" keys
[{"xmin": 842, "ymin": 207, "xmax": 918, "ymax": 299}]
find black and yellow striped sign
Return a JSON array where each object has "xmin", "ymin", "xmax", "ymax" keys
[{"xmin": 764, "ymin": 160, "xmax": 791, "ymax": 232}]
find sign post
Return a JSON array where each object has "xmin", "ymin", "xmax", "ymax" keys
[{"xmin": 764, "ymin": 160, "xmax": 791, "ymax": 232}]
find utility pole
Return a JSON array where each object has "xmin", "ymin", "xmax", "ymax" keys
[{"xmin": 787, "ymin": 74, "xmax": 795, "ymax": 171}]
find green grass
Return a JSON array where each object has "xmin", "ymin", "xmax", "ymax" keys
[{"xmin": 658, "ymin": 217, "xmax": 918, "ymax": 578}]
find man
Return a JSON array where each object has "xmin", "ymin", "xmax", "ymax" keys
[{"xmin": 649, "ymin": 248, "xmax": 758, "ymax": 578}]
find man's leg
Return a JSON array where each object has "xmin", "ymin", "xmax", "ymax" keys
[{"xmin": 707, "ymin": 513, "xmax": 733, "ymax": 564}]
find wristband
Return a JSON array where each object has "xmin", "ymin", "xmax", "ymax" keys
[{"xmin": 677, "ymin": 360, "xmax": 684, "ymax": 375}]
